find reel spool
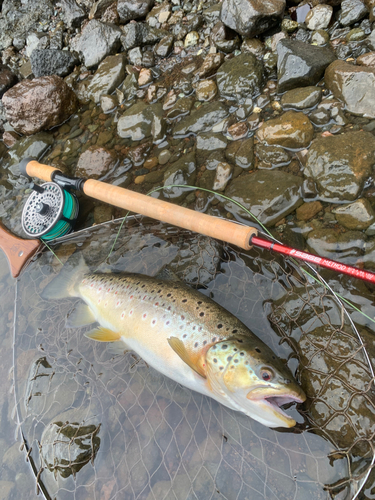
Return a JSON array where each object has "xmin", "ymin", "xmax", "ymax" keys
[{"xmin": 22, "ymin": 182, "xmax": 79, "ymax": 241}]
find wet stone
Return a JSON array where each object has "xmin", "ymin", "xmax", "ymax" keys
[
  {"xmin": 117, "ymin": 102, "xmax": 164, "ymax": 142},
  {"xmin": 325, "ymin": 59, "xmax": 375, "ymax": 118},
  {"xmin": 225, "ymin": 136, "xmax": 254, "ymax": 169},
  {"xmin": 304, "ymin": 131, "xmax": 375, "ymax": 202},
  {"xmin": 30, "ymin": 49, "xmax": 77, "ymax": 78},
  {"xmin": 2, "ymin": 75, "xmax": 78, "ymax": 136},
  {"xmin": 100, "ymin": 94, "xmax": 118, "ymax": 113},
  {"xmin": 198, "ymin": 53, "xmax": 225, "ymax": 78},
  {"xmin": 87, "ymin": 53, "xmax": 126, "ymax": 104},
  {"xmin": 346, "ymin": 28, "xmax": 367, "ymax": 41},
  {"xmin": 220, "ymin": 0, "xmax": 285, "ymax": 38},
  {"xmin": 196, "ymin": 80, "xmax": 217, "ymax": 101},
  {"xmin": 296, "ymin": 201, "xmax": 323, "ymax": 221},
  {"xmin": 281, "ymin": 18, "xmax": 299, "ymax": 33},
  {"xmin": 281, "ymin": 86, "xmax": 322, "ymax": 109},
  {"xmin": 311, "ymin": 29, "xmax": 330, "ymax": 46},
  {"xmin": 257, "ymin": 110, "xmax": 314, "ymax": 149},
  {"xmin": 71, "ymin": 19, "xmax": 122, "ymax": 69},
  {"xmin": 228, "ymin": 121, "xmax": 248, "ymax": 140},
  {"xmin": 75, "ymin": 145, "xmax": 117, "ymax": 179},
  {"xmin": 163, "ymin": 151, "xmax": 196, "ymax": 202},
  {"xmin": 154, "ymin": 34, "xmax": 174, "ymax": 58},
  {"xmin": 213, "ymin": 162, "xmax": 232, "ymax": 191},
  {"xmin": 173, "ymin": 101, "xmax": 228, "ymax": 137},
  {"xmin": 255, "ymin": 144, "xmax": 290, "ymax": 166},
  {"xmin": 332, "ymin": 198, "xmax": 375, "ymax": 230},
  {"xmin": 117, "ymin": 0, "xmax": 154, "ymax": 23},
  {"xmin": 305, "ymin": 5, "xmax": 333, "ymax": 30},
  {"xmin": 166, "ymin": 97, "xmax": 193, "ymax": 120},
  {"xmin": 225, "ymin": 170, "xmax": 303, "ymax": 226},
  {"xmin": 241, "ymin": 38, "xmax": 266, "ymax": 58},
  {"xmin": 196, "ymin": 133, "xmax": 227, "ymax": 153},
  {"xmin": 277, "ymin": 39, "xmax": 336, "ymax": 93},
  {"xmin": 340, "ymin": 0, "xmax": 368, "ymax": 26},
  {"xmin": 216, "ymin": 53, "xmax": 263, "ymax": 103},
  {"xmin": 356, "ymin": 51, "xmax": 375, "ymax": 66}
]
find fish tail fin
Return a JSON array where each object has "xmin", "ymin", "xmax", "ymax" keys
[{"xmin": 41, "ymin": 254, "xmax": 90, "ymax": 300}]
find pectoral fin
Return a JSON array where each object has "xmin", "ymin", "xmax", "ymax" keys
[
  {"xmin": 66, "ymin": 303, "xmax": 96, "ymax": 328},
  {"xmin": 85, "ymin": 327, "xmax": 121, "ymax": 342},
  {"xmin": 168, "ymin": 336, "xmax": 206, "ymax": 378}
]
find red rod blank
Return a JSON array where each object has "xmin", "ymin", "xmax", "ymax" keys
[{"xmin": 251, "ymin": 236, "xmax": 375, "ymax": 285}]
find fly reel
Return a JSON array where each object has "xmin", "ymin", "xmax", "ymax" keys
[{"xmin": 22, "ymin": 182, "xmax": 79, "ymax": 241}]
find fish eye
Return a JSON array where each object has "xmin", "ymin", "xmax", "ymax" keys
[{"xmin": 260, "ymin": 368, "xmax": 274, "ymax": 382}]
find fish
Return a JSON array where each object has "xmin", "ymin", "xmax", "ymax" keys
[{"xmin": 42, "ymin": 258, "xmax": 306, "ymax": 428}]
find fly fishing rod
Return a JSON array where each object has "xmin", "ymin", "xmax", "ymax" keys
[{"xmin": 3, "ymin": 156, "xmax": 375, "ymax": 285}]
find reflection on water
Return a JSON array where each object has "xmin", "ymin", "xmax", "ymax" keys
[{"xmin": 1, "ymin": 218, "xmax": 374, "ymax": 499}]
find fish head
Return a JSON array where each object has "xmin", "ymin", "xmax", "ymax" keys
[{"xmin": 205, "ymin": 336, "xmax": 306, "ymax": 428}]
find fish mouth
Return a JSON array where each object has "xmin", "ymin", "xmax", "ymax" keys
[{"xmin": 247, "ymin": 389, "xmax": 306, "ymax": 428}]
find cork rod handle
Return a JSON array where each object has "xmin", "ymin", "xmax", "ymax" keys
[{"xmin": 23, "ymin": 160, "xmax": 257, "ymax": 251}]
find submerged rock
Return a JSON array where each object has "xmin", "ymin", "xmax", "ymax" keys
[
  {"xmin": 304, "ymin": 131, "xmax": 375, "ymax": 202},
  {"xmin": 306, "ymin": 229, "xmax": 366, "ymax": 263},
  {"xmin": 221, "ymin": 0, "xmax": 285, "ymax": 38},
  {"xmin": 2, "ymin": 75, "xmax": 78, "ymax": 135},
  {"xmin": 325, "ymin": 59, "xmax": 375, "ymax": 118},
  {"xmin": 87, "ymin": 53, "xmax": 126, "ymax": 103},
  {"xmin": 281, "ymin": 86, "xmax": 322, "ymax": 109},
  {"xmin": 173, "ymin": 101, "xmax": 228, "ymax": 137},
  {"xmin": 216, "ymin": 53, "xmax": 263, "ymax": 102},
  {"xmin": 30, "ymin": 49, "xmax": 77, "ymax": 77},
  {"xmin": 117, "ymin": 101, "xmax": 163, "ymax": 142},
  {"xmin": 340, "ymin": 0, "xmax": 368, "ymax": 26},
  {"xmin": 163, "ymin": 151, "xmax": 196, "ymax": 202},
  {"xmin": 225, "ymin": 170, "xmax": 303, "ymax": 226},
  {"xmin": 277, "ymin": 39, "xmax": 336, "ymax": 93},
  {"xmin": 75, "ymin": 146, "xmax": 117, "ymax": 179},
  {"xmin": 256, "ymin": 110, "xmax": 314, "ymax": 149},
  {"xmin": 70, "ymin": 19, "xmax": 122, "ymax": 68},
  {"xmin": 332, "ymin": 198, "xmax": 375, "ymax": 230}
]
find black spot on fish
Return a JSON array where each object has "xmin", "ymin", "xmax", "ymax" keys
[
  {"xmin": 237, "ymin": 338, "xmax": 243, "ymax": 343},
  {"xmin": 199, "ymin": 312, "xmax": 204, "ymax": 317},
  {"xmin": 181, "ymin": 315, "xmax": 185, "ymax": 320},
  {"xmin": 197, "ymin": 301, "xmax": 202, "ymax": 305},
  {"xmin": 217, "ymin": 324, "xmax": 223, "ymax": 329},
  {"xmin": 234, "ymin": 359, "xmax": 239, "ymax": 363},
  {"xmin": 167, "ymin": 293, "xmax": 172, "ymax": 297},
  {"xmin": 213, "ymin": 358, "xmax": 217, "ymax": 363},
  {"xmin": 227, "ymin": 356, "xmax": 232, "ymax": 362},
  {"xmin": 212, "ymin": 337, "xmax": 217, "ymax": 342},
  {"xmin": 194, "ymin": 342, "xmax": 198, "ymax": 348},
  {"xmin": 232, "ymin": 329, "xmax": 238, "ymax": 334},
  {"xmin": 222, "ymin": 345, "xmax": 228, "ymax": 350},
  {"xmin": 183, "ymin": 334, "xmax": 187, "ymax": 338},
  {"xmin": 255, "ymin": 348, "xmax": 261, "ymax": 353},
  {"xmin": 240, "ymin": 352, "xmax": 244, "ymax": 356},
  {"xmin": 219, "ymin": 366, "xmax": 224, "ymax": 370},
  {"xmin": 182, "ymin": 299, "xmax": 187, "ymax": 303},
  {"xmin": 203, "ymin": 340, "xmax": 207, "ymax": 345},
  {"xmin": 231, "ymin": 366, "xmax": 234, "ymax": 369},
  {"xmin": 192, "ymin": 326, "xmax": 196, "ymax": 330},
  {"xmin": 234, "ymin": 348, "xmax": 237, "ymax": 352}
]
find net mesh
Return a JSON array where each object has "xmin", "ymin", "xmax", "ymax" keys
[{"xmin": 12, "ymin": 218, "xmax": 375, "ymax": 500}]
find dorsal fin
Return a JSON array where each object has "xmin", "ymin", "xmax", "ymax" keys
[
  {"xmin": 167, "ymin": 337, "xmax": 206, "ymax": 378},
  {"xmin": 84, "ymin": 327, "xmax": 121, "ymax": 342}
]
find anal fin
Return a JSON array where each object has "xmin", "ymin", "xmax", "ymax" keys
[
  {"xmin": 66, "ymin": 302, "xmax": 96, "ymax": 328},
  {"xmin": 168, "ymin": 336, "xmax": 206, "ymax": 378},
  {"xmin": 106, "ymin": 340, "xmax": 130, "ymax": 356},
  {"xmin": 85, "ymin": 327, "xmax": 121, "ymax": 342}
]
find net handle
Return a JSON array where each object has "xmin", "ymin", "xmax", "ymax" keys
[{"xmin": 20, "ymin": 160, "xmax": 258, "ymax": 251}]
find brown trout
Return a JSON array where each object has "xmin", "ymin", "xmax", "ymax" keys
[{"xmin": 43, "ymin": 259, "xmax": 306, "ymax": 428}]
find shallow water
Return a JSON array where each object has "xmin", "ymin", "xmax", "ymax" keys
[{"xmin": 0, "ymin": 218, "xmax": 374, "ymax": 499}]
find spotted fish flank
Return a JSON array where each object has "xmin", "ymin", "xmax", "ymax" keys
[{"xmin": 42, "ymin": 260, "xmax": 306, "ymax": 428}]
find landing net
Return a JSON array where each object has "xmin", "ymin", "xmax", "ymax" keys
[{"xmin": 12, "ymin": 217, "xmax": 375, "ymax": 500}]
